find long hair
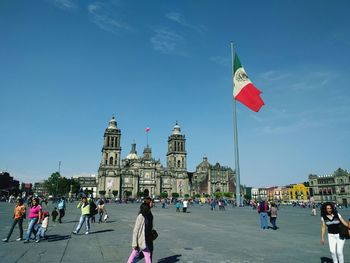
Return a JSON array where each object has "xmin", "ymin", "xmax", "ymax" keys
[
  {"xmin": 139, "ymin": 203, "xmax": 150, "ymax": 217},
  {"xmin": 320, "ymin": 202, "xmax": 337, "ymax": 219}
]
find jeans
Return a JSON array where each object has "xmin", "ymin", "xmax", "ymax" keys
[
  {"xmin": 75, "ymin": 214, "xmax": 90, "ymax": 233},
  {"xmin": 259, "ymin": 212, "xmax": 268, "ymax": 229},
  {"xmin": 270, "ymin": 217, "xmax": 277, "ymax": 229},
  {"xmin": 58, "ymin": 209, "xmax": 65, "ymax": 223},
  {"xmin": 35, "ymin": 227, "xmax": 47, "ymax": 240},
  {"xmin": 6, "ymin": 218, "xmax": 23, "ymax": 240},
  {"xmin": 25, "ymin": 218, "xmax": 38, "ymax": 241}
]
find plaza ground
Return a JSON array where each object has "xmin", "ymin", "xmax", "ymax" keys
[{"xmin": 0, "ymin": 201, "xmax": 349, "ymax": 263}]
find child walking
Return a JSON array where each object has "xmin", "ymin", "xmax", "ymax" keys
[{"xmin": 35, "ymin": 211, "xmax": 49, "ymax": 242}]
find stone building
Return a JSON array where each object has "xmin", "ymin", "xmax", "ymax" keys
[
  {"xmin": 97, "ymin": 117, "xmax": 191, "ymax": 198},
  {"xmin": 191, "ymin": 157, "xmax": 235, "ymax": 196},
  {"xmin": 309, "ymin": 169, "xmax": 350, "ymax": 206},
  {"xmin": 97, "ymin": 117, "xmax": 236, "ymax": 199}
]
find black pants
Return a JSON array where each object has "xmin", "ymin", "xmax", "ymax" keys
[
  {"xmin": 58, "ymin": 209, "xmax": 65, "ymax": 223},
  {"xmin": 6, "ymin": 218, "xmax": 23, "ymax": 240}
]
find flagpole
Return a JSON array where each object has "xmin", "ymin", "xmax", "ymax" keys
[{"xmin": 231, "ymin": 42, "xmax": 241, "ymax": 207}]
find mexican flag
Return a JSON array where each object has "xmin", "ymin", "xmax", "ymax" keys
[{"xmin": 233, "ymin": 54, "xmax": 264, "ymax": 112}]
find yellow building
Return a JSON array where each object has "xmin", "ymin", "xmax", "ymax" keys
[{"xmin": 290, "ymin": 183, "xmax": 309, "ymax": 202}]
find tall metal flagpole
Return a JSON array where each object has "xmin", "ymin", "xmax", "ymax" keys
[{"xmin": 231, "ymin": 42, "xmax": 241, "ymax": 207}]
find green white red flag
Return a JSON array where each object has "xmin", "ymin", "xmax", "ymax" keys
[{"xmin": 233, "ymin": 54, "xmax": 264, "ymax": 112}]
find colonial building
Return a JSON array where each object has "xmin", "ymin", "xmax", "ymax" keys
[
  {"xmin": 309, "ymin": 169, "xmax": 350, "ymax": 206},
  {"xmin": 191, "ymin": 157, "xmax": 235, "ymax": 196},
  {"xmin": 97, "ymin": 117, "xmax": 236, "ymax": 198}
]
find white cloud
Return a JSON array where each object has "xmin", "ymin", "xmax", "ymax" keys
[
  {"xmin": 165, "ymin": 12, "xmax": 205, "ymax": 34},
  {"xmin": 50, "ymin": 0, "xmax": 76, "ymax": 10},
  {"xmin": 150, "ymin": 29, "xmax": 187, "ymax": 56},
  {"xmin": 87, "ymin": 2, "xmax": 133, "ymax": 34}
]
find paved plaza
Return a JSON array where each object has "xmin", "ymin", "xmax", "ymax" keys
[{"xmin": 0, "ymin": 201, "xmax": 349, "ymax": 263}]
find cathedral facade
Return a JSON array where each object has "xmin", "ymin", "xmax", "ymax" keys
[{"xmin": 97, "ymin": 117, "xmax": 235, "ymax": 198}]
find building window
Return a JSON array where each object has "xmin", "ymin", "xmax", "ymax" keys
[{"xmin": 109, "ymin": 157, "xmax": 114, "ymax": 165}]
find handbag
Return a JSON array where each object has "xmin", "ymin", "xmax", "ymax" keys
[
  {"xmin": 339, "ymin": 224, "xmax": 350, "ymax": 239},
  {"xmin": 151, "ymin": 229, "xmax": 158, "ymax": 241}
]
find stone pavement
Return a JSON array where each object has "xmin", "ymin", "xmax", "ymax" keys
[{"xmin": 0, "ymin": 201, "xmax": 349, "ymax": 263}]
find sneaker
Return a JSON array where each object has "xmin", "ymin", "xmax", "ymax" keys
[
  {"xmin": 35, "ymin": 239, "xmax": 40, "ymax": 243},
  {"xmin": 23, "ymin": 240, "xmax": 30, "ymax": 243},
  {"xmin": 85, "ymin": 231, "xmax": 89, "ymax": 235},
  {"xmin": 72, "ymin": 231, "xmax": 77, "ymax": 235},
  {"xmin": 2, "ymin": 238, "xmax": 8, "ymax": 242},
  {"xmin": 16, "ymin": 238, "xmax": 22, "ymax": 241}
]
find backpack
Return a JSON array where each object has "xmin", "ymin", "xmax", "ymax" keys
[{"xmin": 89, "ymin": 201, "xmax": 98, "ymax": 215}]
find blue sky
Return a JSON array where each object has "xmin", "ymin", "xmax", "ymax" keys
[{"xmin": 1, "ymin": 0, "xmax": 349, "ymax": 187}]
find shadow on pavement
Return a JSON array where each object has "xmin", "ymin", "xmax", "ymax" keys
[
  {"xmin": 157, "ymin": 254, "xmax": 182, "ymax": 263},
  {"xmin": 89, "ymin": 229, "xmax": 114, "ymax": 234},
  {"xmin": 47, "ymin": 234, "xmax": 71, "ymax": 242},
  {"xmin": 320, "ymin": 257, "xmax": 333, "ymax": 263}
]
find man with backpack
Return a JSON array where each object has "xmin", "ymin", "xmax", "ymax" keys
[
  {"xmin": 257, "ymin": 199, "xmax": 269, "ymax": 230},
  {"xmin": 72, "ymin": 196, "xmax": 92, "ymax": 235}
]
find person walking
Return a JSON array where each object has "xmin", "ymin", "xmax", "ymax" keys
[
  {"xmin": 35, "ymin": 211, "xmax": 49, "ymax": 242},
  {"xmin": 97, "ymin": 200, "xmax": 107, "ymax": 223},
  {"xmin": 269, "ymin": 202, "xmax": 278, "ymax": 230},
  {"xmin": 258, "ymin": 199, "xmax": 269, "ymax": 230},
  {"xmin": 182, "ymin": 199, "xmax": 188, "ymax": 213},
  {"xmin": 127, "ymin": 197, "xmax": 155, "ymax": 263},
  {"xmin": 58, "ymin": 197, "xmax": 66, "ymax": 223},
  {"xmin": 320, "ymin": 202, "xmax": 349, "ymax": 263},
  {"xmin": 72, "ymin": 196, "xmax": 91, "ymax": 235},
  {"xmin": 2, "ymin": 198, "xmax": 26, "ymax": 242},
  {"xmin": 51, "ymin": 207, "xmax": 58, "ymax": 222},
  {"xmin": 24, "ymin": 197, "xmax": 42, "ymax": 243}
]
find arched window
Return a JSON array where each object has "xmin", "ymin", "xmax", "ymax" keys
[
  {"xmin": 111, "ymin": 137, "xmax": 115, "ymax": 147},
  {"xmin": 177, "ymin": 160, "xmax": 181, "ymax": 168},
  {"xmin": 109, "ymin": 157, "xmax": 114, "ymax": 165}
]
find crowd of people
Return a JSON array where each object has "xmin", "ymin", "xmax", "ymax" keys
[{"xmin": 1, "ymin": 194, "xmax": 350, "ymax": 263}]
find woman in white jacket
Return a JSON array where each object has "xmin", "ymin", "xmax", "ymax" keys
[{"xmin": 127, "ymin": 202, "xmax": 153, "ymax": 263}]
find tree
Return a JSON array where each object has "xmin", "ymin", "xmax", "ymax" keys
[
  {"xmin": 244, "ymin": 194, "xmax": 251, "ymax": 200},
  {"xmin": 223, "ymin": 192, "xmax": 233, "ymax": 198},
  {"xmin": 214, "ymin": 192, "xmax": 223, "ymax": 199},
  {"xmin": 136, "ymin": 191, "xmax": 144, "ymax": 198},
  {"xmin": 99, "ymin": 190, "xmax": 106, "ymax": 196},
  {"xmin": 112, "ymin": 190, "xmax": 119, "ymax": 197},
  {"xmin": 124, "ymin": 190, "xmax": 132, "ymax": 198},
  {"xmin": 172, "ymin": 192, "xmax": 179, "ymax": 198},
  {"xmin": 43, "ymin": 172, "xmax": 71, "ymax": 197},
  {"xmin": 160, "ymin": 192, "xmax": 168, "ymax": 198},
  {"xmin": 194, "ymin": 194, "xmax": 201, "ymax": 198}
]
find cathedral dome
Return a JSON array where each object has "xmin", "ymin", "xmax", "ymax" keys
[
  {"xmin": 172, "ymin": 122, "xmax": 181, "ymax": 135},
  {"xmin": 126, "ymin": 143, "xmax": 138, "ymax": 160},
  {"xmin": 126, "ymin": 152, "xmax": 138, "ymax": 160},
  {"xmin": 108, "ymin": 116, "xmax": 117, "ymax": 130}
]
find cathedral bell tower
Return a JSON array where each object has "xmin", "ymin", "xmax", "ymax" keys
[
  {"xmin": 100, "ymin": 116, "xmax": 121, "ymax": 167},
  {"xmin": 167, "ymin": 122, "xmax": 187, "ymax": 170},
  {"xmin": 97, "ymin": 116, "xmax": 122, "ymax": 194},
  {"xmin": 166, "ymin": 122, "xmax": 188, "ymax": 196}
]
